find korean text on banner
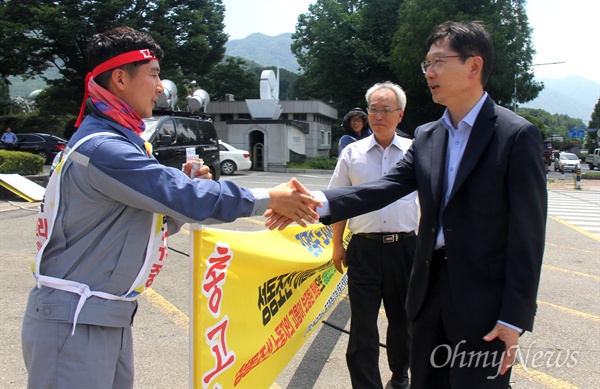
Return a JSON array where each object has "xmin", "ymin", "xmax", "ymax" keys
[{"xmin": 190, "ymin": 224, "xmax": 348, "ymax": 389}]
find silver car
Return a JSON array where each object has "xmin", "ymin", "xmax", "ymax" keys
[{"xmin": 553, "ymin": 152, "xmax": 580, "ymax": 172}]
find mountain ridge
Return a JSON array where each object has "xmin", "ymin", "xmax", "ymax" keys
[
  {"xmin": 226, "ymin": 33, "xmax": 599, "ymax": 123},
  {"xmin": 225, "ymin": 32, "xmax": 300, "ymax": 73},
  {"xmin": 225, "ymin": 32, "xmax": 600, "ymax": 125},
  {"xmin": 8, "ymin": 33, "xmax": 599, "ymax": 123},
  {"xmin": 521, "ymin": 77, "xmax": 599, "ymax": 123}
]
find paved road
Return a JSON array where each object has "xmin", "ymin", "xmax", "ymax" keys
[
  {"xmin": 1, "ymin": 171, "xmax": 598, "ymax": 388},
  {"xmin": 548, "ymin": 190, "xmax": 600, "ymax": 238}
]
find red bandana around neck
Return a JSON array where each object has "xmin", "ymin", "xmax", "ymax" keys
[{"xmin": 75, "ymin": 49, "xmax": 159, "ymax": 135}]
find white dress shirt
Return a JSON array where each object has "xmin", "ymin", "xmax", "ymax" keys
[
  {"xmin": 434, "ymin": 92, "xmax": 488, "ymax": 249},
  {"xmin": 327, "ymin": 134, "xmax": 418, "ymax": 233}
]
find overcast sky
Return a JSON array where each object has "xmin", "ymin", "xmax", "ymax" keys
[{"xmin": 222, "ymin": 0, "xmax": 600, "ymax": 84}]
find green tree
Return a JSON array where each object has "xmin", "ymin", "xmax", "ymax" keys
[
  {"xmin": 519, "ymin": 111, "xmax": 548, "ymax": 140},
  {"xmin": 0, "ymin": 78, "xmax": 26, "ymax": 116},
  {"xmin": 0, "ymin": 0, "xmax": 228, "ymax": 118},
  {"xmin": 291, "ymin": 0, "xmax": 401, "ymax": 116},
  {"xmin": 291, "ymin": 0, "xmax": 542, "ymax": 134},
  {"xmin": 197, "ymin": 57, "xmax": 258, "ymax": 102},
  {"xmin": 193, "ymin": 58, "xmax": 300, "ymax": 103},
  {"xmin": 391, "ymin": 0, "xmax": 542, "ymax": 131},
  {"xmin": 518, "ymin": 107, "xmax": 586, "ymax": 151},
  {"xmin": 0, "ymin": 79, "xmax": 12, "ymax": 115},
  {"xmin": 0, "ymin": 79, "xmax": 8, "ymax": 101},
  {"xmin": 587, "ymin": 97, "xmax": 600, "ymax": 153}
]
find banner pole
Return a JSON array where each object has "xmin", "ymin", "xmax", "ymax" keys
[{"xmin": 321, "ymin": 320, "xmax": 387, "ymax": 348}]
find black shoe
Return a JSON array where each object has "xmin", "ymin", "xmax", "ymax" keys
[{"xmin": 385, "ymin": 378, "xmax": 410, "ymax": 389}]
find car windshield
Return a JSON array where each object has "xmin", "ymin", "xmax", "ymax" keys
[
  {"xmin": 561, "ymin": 154, "xmax": 578, "ymax": 160},
  {"xmin": 140, "ymin": 118, "xmax": 158, "ymax": 141}
]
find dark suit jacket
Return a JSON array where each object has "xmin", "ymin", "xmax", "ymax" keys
[{"xmin": 321, "ymin": 96, "xmax": 547, "ymax": 346}]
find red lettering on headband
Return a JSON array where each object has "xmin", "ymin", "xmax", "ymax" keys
[{"xmin": 75, "ymin": 49, "xmax": 159, "ymax": 127}]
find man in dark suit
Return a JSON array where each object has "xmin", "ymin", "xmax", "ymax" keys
[{"xmin": 266, "ymin": 20, "xmax": 547, "ymax": 388}]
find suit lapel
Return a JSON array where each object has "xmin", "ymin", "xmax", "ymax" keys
[
  {"xmin": 448, "ymin": 97, "xmax": 497, "ymax": 202},
  {"xmin": 429, "ymin": 121, "xmax": 448, "ymax": 210}
]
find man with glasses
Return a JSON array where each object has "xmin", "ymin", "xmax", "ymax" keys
[
  {"xmin": 268, "ymin": 21, "xmax": 547, "ymax": 388},
  {"xmin": 329, "ymin": 81, "xmax": 417, "ymax": 389}
]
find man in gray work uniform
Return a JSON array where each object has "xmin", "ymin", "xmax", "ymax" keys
[{"xmin": 22, "ymin": 26, "xmax": 319, "ymax": 389}]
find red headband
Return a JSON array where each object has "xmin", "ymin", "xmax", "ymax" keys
[{"xmin": 75, "ymin": 49, "xmax": 159, "ymax": 127}]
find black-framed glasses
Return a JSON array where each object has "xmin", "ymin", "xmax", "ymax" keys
[
  {"xmin": 367, "ymin": 107, "xmax": 402, "ymax": 115},
  {"xmin": 421, "ymin": 55, "xmax": 464, "ymax": 73}
]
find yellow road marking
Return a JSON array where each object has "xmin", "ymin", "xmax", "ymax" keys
[
  {"xmin": 142, "ymin": 289, "xmax": 592, "ymax": 388},
  {"xmin": 142, "ymin": 288, "xmax": 189, "ymax": 330},
  {"xmin": 543, "ymin": 264, "xmax": 600, "ymax": 281},
  {"xmin": 548, "ymin": 215, "xmax": 600, "ymax": 242},
  {"xmin": 538, "ymin": 300, "xmax": 600, "ymax": 322},
  {"xmin": 150, "ymin": 224, "xmax": 596, "ymax": 388},
  {"xmin": 144, "ymin": 286, "xmax": 287, "ymax": 389},
  {"xmin": 241, "ymin": 217, "xmax": 266, "ymax": 225},
  {"xmin": 513, "ymin": 364, "xmax": 579, "ymax": 388},
  {"xmin": 545, "ymin": 241, "xmax": 599, "ymax": 255}
]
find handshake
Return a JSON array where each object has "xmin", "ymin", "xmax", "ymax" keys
[
  {"xmin": 183, "ymin": 161, "xmax": 322, "ymax": 230},
  {"xmin": 263, "ymin": 177, "xmax": 322, "ymax": 230}
]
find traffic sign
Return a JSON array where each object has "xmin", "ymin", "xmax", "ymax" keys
[{"xmin": 568, "ymin": 129, "xmax": 585, "ymax": 138}]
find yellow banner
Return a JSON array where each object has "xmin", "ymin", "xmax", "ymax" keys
[{"xmin": 191, "ymin": 224, "xmax": 348, "ymax": 388}]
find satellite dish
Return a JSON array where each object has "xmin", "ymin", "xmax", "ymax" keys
[
  {"xmin": 259, "ymin": 70, "xmax": 279, "ymax": 100},
  {"xmin": 156, "ymin": 80, "xmax": 178, "ymax": 110},
  {"xmin": 187, "ymin": 89, "xmax": 210, "ymax": 112},
  {"xmin": 28, "ymin": 89, "xmax": 43, "ymax": 100}
]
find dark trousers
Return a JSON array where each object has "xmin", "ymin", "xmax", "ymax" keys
[
  {"xmin": 410, "ymin": 252, "xmax": 512, "ymax": 389},
  {"xmin": 346, "ymin": 234, "xmax": 416, "ymax": 389}
]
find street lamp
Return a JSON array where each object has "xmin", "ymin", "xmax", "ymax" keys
[{"xmin": 513, "ymin": 61, "xmax": 566, "ymax": 112}]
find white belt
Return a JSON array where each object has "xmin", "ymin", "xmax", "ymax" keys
[{"xmin": 36, "ymin": 275, "xmax": 137, "ymax": 335}]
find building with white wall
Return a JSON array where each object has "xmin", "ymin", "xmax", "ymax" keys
[{"xmin": 205, "ymin": 99, "xmax": 337, "ymax": 172}]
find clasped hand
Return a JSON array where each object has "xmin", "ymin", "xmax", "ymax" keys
[
  {"xmin": 182, "ymin": 163, "xmax": 319, "ymax": 230},
  {"xmin": 265, "ymin": 178, "xmax": 321, "ymax": 230}
]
